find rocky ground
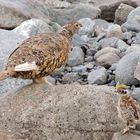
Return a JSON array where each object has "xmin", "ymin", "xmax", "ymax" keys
[{"xmin": 1, "ymin": 0, "xmax": 140, "ymax": 139}]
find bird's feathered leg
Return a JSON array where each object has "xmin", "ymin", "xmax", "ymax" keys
[{"xmin": 33, "ymin": 77, "xmax": 52, "ymax": 85}]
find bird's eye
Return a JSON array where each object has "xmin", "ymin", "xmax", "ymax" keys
[{"xmin": 75, "ymin": 23, "xmax": 79, "ymax": 27}]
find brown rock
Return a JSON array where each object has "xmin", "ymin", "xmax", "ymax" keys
[
  {"xmin": 115, "ymin": 3, "xmax": 135, "ymax": 25},
  {"xmin": 94, "ymin": 47, "xmax": 120, "ymax": 60},
  {"xmin": 99, "ymin": 0, "xmax": 138, "ymax": 21},
  {"xmin": 0, "ymin": 84, "xmax": 121, "ymax": 140},
  {"xmin": 96, "ymin": 53, "xmax": 120, "ymax": 68}
]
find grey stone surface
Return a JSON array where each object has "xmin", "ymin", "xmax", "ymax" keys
[
  {"xmin": 112, "ymin": 132, "xmax": 140, "ymax": 140},
  {"xmin": 51, "ymin": 3, "xmax": 101, "ymax": 25},
  {"xmin": 125, "ymin": 44, "xmax": 140, "ymax": 54},
  {"xmin": 13, "ymin": 18, "xmax": 61, "ymax": 38},
  {"xmin": 122, "ymin": 6, "xmax": 140, "ymax": 32},
  {"xmin": 115, "ymin": 3, "xmax": 135, "ymax": 25},
  {"xmin": 99, "ymin": 37, "xmax": 129, "ymax": 52},
  {"xmin": 62, "ymin": 72, "xmax": 80, "ymax": 84},
  {"xmin": 78, "ymin": 18, "xmax": 95, "ymax": 36},
  {"xmin": 115, "ymin": 52, "xmax": 140, "ymax": 85},
  {"xmin": 72, "ymin": 65, "xmax": 87, "ymax": 73},
  {"xmin": 67, "ymin": 47, "xmax": 85, "ymax": 67},
  {"xmin": 88, "ymin": 67, "xmax": 107, "ymax": 84},
  {"xmin": 0, "ymin": 84, "xmax": 121, "ymax": 140},
  {"xmin": 72, "ymin": 34, "xmax": 86, "ymax": 47},
  {"xmin": 132, "ymin": 88, "xmax": 140, "ymax": 103}
]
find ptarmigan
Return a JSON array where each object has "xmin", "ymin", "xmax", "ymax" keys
[
  {"xmin": 0, "ymin": 22, "xmax": 82, "ymax": 83},
  {"xmin": 116, "ymin": 84, "xmax": 140, "ymax": 134}
]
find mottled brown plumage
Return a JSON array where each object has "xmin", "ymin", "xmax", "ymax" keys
[
  {"xmin": 0, "ymin": 22, "xmax": 81, "ymax": 83},
  {"xmin": 117, "ymin": 94, "xmax": 140, "ymax": 134}
]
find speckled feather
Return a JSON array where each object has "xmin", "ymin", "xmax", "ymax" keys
[
  {"xmin": 118, "ymin": 94, "xmax": 139, "ymax": 127},
  {"xmin": 0, "ymin": 22, "xmax": 81, "ymax": 81}
]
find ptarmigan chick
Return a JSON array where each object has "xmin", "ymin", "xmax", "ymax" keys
[
  {"xmin": 117, "ymin": 86, "xmax": 140, "ymax": 134},
  {"xmin": 0, "ymin": 22, "xmax": 82, "ymax": 83}
]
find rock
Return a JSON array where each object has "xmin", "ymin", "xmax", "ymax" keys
[
  {"xmin": 94, "ymin": 19, "xmax": 111, "ymax": 36},
  {"xmin": 115, "ymin": 3, "xmax": 135, "ymax": 25},
  {"xmin": 0, "ymin": 29, "xmax": 30, "ymax": 94},
  {"xmin": 125, "ymin": 44, "xmax": 140, "ymax": 54},
  {"xmin": 122, "ymin": 31, "xmax": 133, "ymax": 44},
  {"xmin": 84, "ymin": 62, "xmax": 95, "ymax": 70},
  {"xmin": 132, "ymin": 88, "xmax": 140, "ymax": 103},
  {"xmin": 13, "ymin": 18, "xmax": 59, "ymax": 38},
  {"xmin": 78, "ymin": 18, "xmax": 95, "ymax": 36},
  {"xmin": 88, "ymin": 39, "xmax": 100, "ymax": 50},
  {"xmin": 94, "ymin": 47, "xmax": 120, "ymax": 60},
  {"xmin": 0, "ymin": 0, "xmax": 30, "ymax": 29},
  {"xmin": 109, "ymin": 63, "xmax": 118, "ymax": 71},
  {"xmin": 134, "ymin": 59, "xmax": 140, "ymax": 81},
  {"xmin": 85, "ymin": 56, "xmax": 94, "ymax": 62},
  {"xmin": 96, "ymin": 53, "xmax": 120, "ymax": 68},
  {"xmin": 99, "ymin": 0, "xmax": 138, "ymax": 21},
  {"xmin": 72, "ymin": 34, "xmax": 86, "ymax": 47},
  {"xmin": 72, "ymin": 65, "xmax": 87, "ymax": 73},
  {"xmin": 80, "ymin": 35, "xmax": 89, "ymax": 42},
  {"xmin": 46, "ymin": 76, "xmax": 56, "ymax": 85},
  {"xmin": 67, "ymin": 47, "xmax": 85, "ymax": 67},
  {"xmin": 135, "ymin": 32, "xmax": 140, "ymax": 44},
  {"xmin": 99, "ymin": 37, "xmax": 129, "ymax": 52},
  {"xmin": 87, "ymin": 67, "xmax": 107, "ymax": 84},
  {"xmin": 0, "ymin": 0, "xmax": 54, "ymax": 29},
  {"xmin": 62, "ymin": 72, "xmax": 80, "ymax": 84},
  {"xmin": 44, "ymin": 0, "xmax": 71, "ymax": 8},
  {"xmin": 0, "ymin": 84, "xmax": 121, "ymax": 140},
  {"xmin": 107, "ymin": 24, "xmax": 123, "ymax": 38},
  {"xmin": 86, "ymin": 48, "xmax": 97, "ymax": 56},
  {"xmin": 115, "ymin": 52, "xmax": 140, "ymax": 85},
  {"xmin": 122, "ymin": 6, "xmax": 140, "ymax": 32},
  {"xmin": 112, "ymin": 132, "xmax": 140, "ymax": 140},
  {"xmin": 51, "ymin": 3, "xmax": 101, "ymax": 25}
]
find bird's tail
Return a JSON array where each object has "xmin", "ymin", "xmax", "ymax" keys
[{"xmin": 0, "ymin": 70, "xmax": 15, "ymax": 80}]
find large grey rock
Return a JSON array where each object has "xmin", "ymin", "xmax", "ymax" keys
[
  {"xmin": 62, "ymin": 72, "xmax": 80, "ymax": 84},
  {"xmin": 115, "ymin": 52, "xmax": 140, "ymax": 85},
  {"xmin": 132, "ymin": 88, "xmax": 140, "ymax": 103},
  {"xmin": 0, "ymin": 84, "xmax": 121, "ymax": 140},
  {"xmin": 67, "ymin": 47, "xmax": 85, "ymax": 67},
  {"xmin": 99, "ymin": 37, "xmax": 129, "ymax": 52},
  {"xmin": 125, "ymin": 44, "xmax": 140, "ymax": 54},
  {"xmin": 78, "ymin": 18, "xmax": 95, "ymax": 36},
  {"xmin": 0, "ymin": 29, "xmax": 31, "ymax": 94},
  {"xmin": 122, "ymin": 6, "xmax": 140, "ymax": 32},
  {"xmin": 0, "ymin": 0, "xmax": 53, "ymax": 29},
  {"xmin": 107, "ymin": 24, "xmax": 123, "ymax": 38},
  {"xmin": 112, "ymin": 132, "xmax": 140, "ymax": 140},
  {"xmin": 88, "ymin": 67, "xmax": 107, "ymax": 84},
  {"xmin": 51, "ymin": 3, "xmax": 101, "ymax": 25},
  {"xmin": 13, "ymin": 18, "xmax": 62, "ymax": 38},
  {"xmin": 115, "ymin": 3, "xmax": 135, "ymax": 25}
]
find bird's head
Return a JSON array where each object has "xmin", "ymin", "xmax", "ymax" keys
[
  {"xmin": 63, "ymin": 22, "xmax": 82, "ymax": 35},
  {"xmin": 115, "ymin": 83, "xmax": 129, "ymax": 94}
]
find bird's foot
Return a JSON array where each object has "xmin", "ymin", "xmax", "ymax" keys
[
  {"xmin": 121, "ymin": 127, "xmax": 130, "ymax": 134},
  {"xmin": 33, "ymin": 77, "xmax": 53, "ymax": 85}
]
